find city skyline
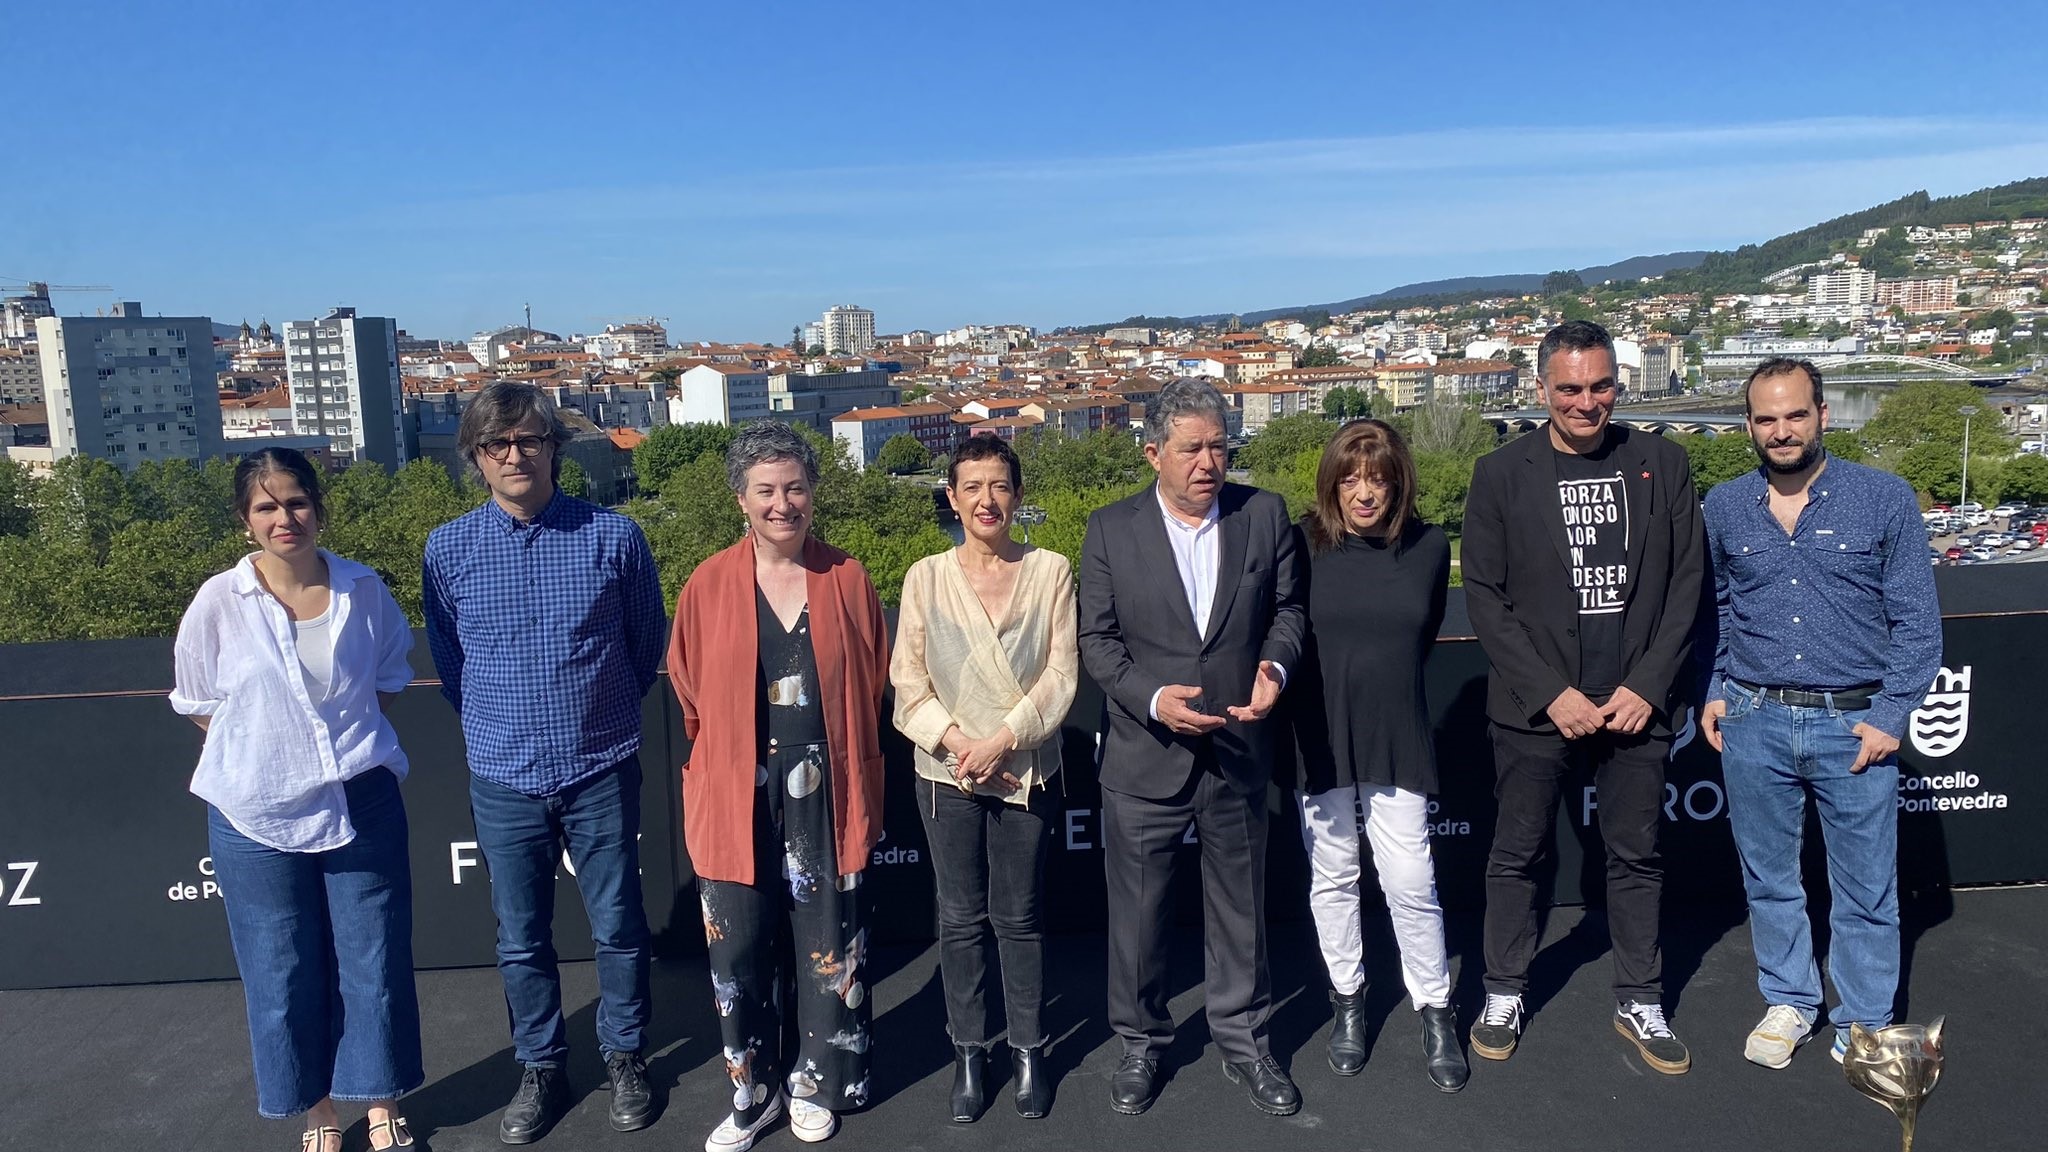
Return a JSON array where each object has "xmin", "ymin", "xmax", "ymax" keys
[{"xmin": 14, "ymin": 1, "xmax": 2048, "ymax": 339}]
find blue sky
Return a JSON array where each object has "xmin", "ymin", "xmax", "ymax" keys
[{"xmin": 13, "ymin": 0, "xmax": 2048, "ymax": 341}]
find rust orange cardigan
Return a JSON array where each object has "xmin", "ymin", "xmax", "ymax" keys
[{"xmin": 667, "ymin": 533, "xmax": 890, "ymax": 885}]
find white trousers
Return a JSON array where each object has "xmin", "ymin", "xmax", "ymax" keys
[{"xmin": 1295, "ymin": 784, "xmax": 1452, "ymax": 1008}]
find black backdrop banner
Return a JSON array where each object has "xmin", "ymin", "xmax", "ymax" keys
[{"xmin": 2, "ymin": 608, "xmax": 2041, "ymax": 990}]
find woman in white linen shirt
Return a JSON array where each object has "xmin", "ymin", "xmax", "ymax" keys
[
  {"xmin": 890, "ymin": 433, "xmax": 1079, "ymax": 1124},
  {"xmin": 169, "ymin": 448, "xmax": 423, "ymax": 1152}
]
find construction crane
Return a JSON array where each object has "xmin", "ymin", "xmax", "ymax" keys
[{"xmin": 1, "ymin": 278, "xmax": 114, "ymax": 296}]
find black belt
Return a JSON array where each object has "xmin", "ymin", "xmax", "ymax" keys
[{"xmin": 1730, "ymin": 681, "xmax": 1879, "ymax": 710}]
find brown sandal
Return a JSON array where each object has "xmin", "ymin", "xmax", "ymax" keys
[
  {"xmin": 300, "ymin": 1127, "xmax": 342, "ymax": 1152},
  {"xmin": 368, "ymin": 1117, "xmax": 416, "ymax": 1150}
]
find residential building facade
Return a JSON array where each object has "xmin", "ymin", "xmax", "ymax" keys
[
  {"xmin": 821, "ymin": 305, "xmax": 876, "ymax": 356},
  {"xmin": 34, "ymin": 303, "xmax": 224, "ymax": 468},
  {"xmin": 284, "ymin": 307, "xmax": 407, "ymax": 468}
]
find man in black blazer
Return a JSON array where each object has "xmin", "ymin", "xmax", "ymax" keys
[
  {"xmin": 1461, "ymin": 321, "xmax": 1705, "ymax": 1076},
  {"xmin": 1079, "ymin": 378, "xmax": 1308, "ymax": 1117}
]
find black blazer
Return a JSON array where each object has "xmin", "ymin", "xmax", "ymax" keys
[
  {"xmin": 1079, "ymin": 482, "xmax": 1308, "ymax": 799},
  {"xmin": 1461, "ymin": 424, "xmax": 1706, "ymax": 732}
]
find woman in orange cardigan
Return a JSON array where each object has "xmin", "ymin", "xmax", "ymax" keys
[{"xmin": 668, "ymin": 422, "xmax": 890, "ymax": 1152}]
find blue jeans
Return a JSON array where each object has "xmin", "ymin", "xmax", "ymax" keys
[
  {"xmin": 1717, "ymin": 684, "xmax": 1900, "ymax": 1034},
  {"xmin": 468, "ymin": 759, "xmax": 652, "ymax": 1067},
  {"xmin": 209, "ymin": 768, "xmax": 423, "ymax": 1119}
]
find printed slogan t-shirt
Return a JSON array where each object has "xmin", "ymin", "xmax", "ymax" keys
[{"xmin": 1553, "ymin": 443, "xmax": 1631, "ymax": 699}]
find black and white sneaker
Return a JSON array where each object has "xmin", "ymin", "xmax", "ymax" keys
[
  {"xmin": 1470, "ymin": 993, "xmax": 1524, "ymax": 1061},
  {"xmin": 1614, "ymin": 1000, "xmax": 1691, "ymax": 1075}
]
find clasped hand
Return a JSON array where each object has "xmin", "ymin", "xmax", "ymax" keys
[
  {"xmin": 1157, "ymin": 662, "xmax": 1284, "ymax": 735},
  {"xmin": 1548, "ymin": 685, "xmax": 1652, "ymax": 739}
]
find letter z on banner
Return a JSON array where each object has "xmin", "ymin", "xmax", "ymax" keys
[{"xmin": 1909, "ymin": 666, "xmax": 1970, "ymax": 758}]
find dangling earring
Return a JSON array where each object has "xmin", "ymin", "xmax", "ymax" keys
[{"xmin": 242, "ymin": 526, "xmax": 256, "ymax": 547}]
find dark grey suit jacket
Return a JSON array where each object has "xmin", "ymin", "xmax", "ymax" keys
[
  {"xmin": 1078, "ymin": 481, "xmax": 1307, "ymax": 799},
  {"xmin": 1461, "ymin": 424, "xmax": 1707, "ymax": 732}
]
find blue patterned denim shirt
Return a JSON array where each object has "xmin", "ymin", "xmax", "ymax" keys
[{"xmin": 1704, "ymin": 453, "xmax": 1943, "ymax": 739}]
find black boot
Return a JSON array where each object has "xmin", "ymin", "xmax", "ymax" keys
[
  {"xmin": 1327, "ymin": 989, "xmax": 1367, "ymax": 1076},
  {"xmin": 499, "ymin": 1065, "xmax": 569, "ymax": 1144},
  {"xmin": 1421, "ymin": 1004, "xmax": 1469, "ymax": 1092},
  {"xmin": 951, "ymin": 1044, "xmax": 988, "ymax": 1123},
  {"xmin": 1012, "ymin": 1045, "xmax": 1051, "ymax": 1119}
]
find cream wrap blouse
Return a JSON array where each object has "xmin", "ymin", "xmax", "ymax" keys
[{"xmin": 890, "ymin": 546, "xmax": 1079, "ymax": 805}]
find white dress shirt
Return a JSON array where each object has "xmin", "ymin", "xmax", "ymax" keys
[
  {"xmin": 170, "ymin": 550, "xmax": 416, "ymax": 852},
  {"xmin": 1146, "ymin": 486, "xmax": 1284, "ymax": 719}
]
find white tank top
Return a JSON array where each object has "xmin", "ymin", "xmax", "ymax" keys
[{"xmin": 295, "ymin": 604, "xmax": 335, "ymax": 702}]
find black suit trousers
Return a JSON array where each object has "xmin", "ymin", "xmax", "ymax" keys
[
  {"xmin": 1482, "ymin": 722, "xmax": 1668, "ymax": 1003},
  {"xmin": 1101, "ymin": 749, "xmax": 1272, "ymax": 1063}
]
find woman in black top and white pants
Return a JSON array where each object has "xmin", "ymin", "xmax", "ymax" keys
[{"xmin": 1285, "ymin": 419, "xmax": 1467, "ymax": 1092}]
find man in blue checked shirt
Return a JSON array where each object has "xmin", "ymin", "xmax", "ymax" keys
[
  {"xmin": 423, "ymin": 382, "xmax": 667, "ymax": 1144},
  {"xmin": 1700, "ymin": 358, "xmax": 1942, "ymax": 1074}
]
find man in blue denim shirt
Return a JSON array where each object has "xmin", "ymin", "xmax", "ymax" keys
[
  {"xmin": 1700, "ymin": 358, "xmax": 1941, "ymax": 1072},
  {"xmin": 423, "ymin": 383, "xmax": 667, "ymax": 1143}
]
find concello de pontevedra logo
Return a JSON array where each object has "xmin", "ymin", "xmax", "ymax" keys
[{"xmin": 1908, "ymin": 667, "xmax": 1971, "ymax": 758}]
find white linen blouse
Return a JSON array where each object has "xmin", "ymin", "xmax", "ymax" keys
[{"xmin": 170, "ymin": 550, "xmax": 415, "ymax": 852}]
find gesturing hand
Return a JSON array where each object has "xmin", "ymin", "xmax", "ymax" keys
[
  {"xmin": 1157, "ymin": 684, "xmax": 1226, "ymax": 736},
  {"xmin": 1226, "ymin": 661, "xmax": 1284, "ymax": 723}
]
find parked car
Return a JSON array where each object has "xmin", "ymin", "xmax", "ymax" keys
[
  {"xmin": 1969, "ymin": 547, "xmax": 1997, "ymax": 562},
  {"xmin": 1945, "ymin": 546, "xmax": 1965, "ymax": 561},
  {"xmin": 1984, "ymin": 533, "xmax": 2014, "ymax": 547},
  {"xmin": 2012, "ymin": 538, "xmax": 2037, "ymax": 552},
  {"xmin": 1959, "ymin": 501, "xmax": 1986, "ymax": 515},
  {"xmin": 1993, "ymin": 503, "xmax": 2026, "ymax": 518},
  {"xmin": 1966, "ymin": 511, "xmax": 1992, "ymax": 527}
]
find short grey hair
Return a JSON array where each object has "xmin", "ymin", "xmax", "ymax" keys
[
  {"xmin": 1144, "ymin": 377, "xmax": 1231, "ymax": 447},
  {"xmin": 725, "ymin": 421, "xmax": 819, "ymax": 492},
  {"xmin": 457, "ymin": 382, "xmax": 573, "ymax": 481},
  {"xmin": 1535, "ymin": 320, "xmax": 1616, "ymax": 382}
]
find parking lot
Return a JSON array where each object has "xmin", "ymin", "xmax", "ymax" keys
[{"xmin": 1927, "ymin": 502, "xmax": 2048, "ymax": 566}]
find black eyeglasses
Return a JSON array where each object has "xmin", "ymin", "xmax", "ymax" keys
[{"xmin": 480, "ymin": 435, "xmax": 550, "ymax": 460}]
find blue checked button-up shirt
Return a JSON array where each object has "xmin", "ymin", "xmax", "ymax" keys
[
  {"xmin": 1704, "ymin": 453, "xmax": 1943, "ymax": 739},
  {"xmin": 423, "ymin": 493, "xmax": 667, "ymax": 795}
]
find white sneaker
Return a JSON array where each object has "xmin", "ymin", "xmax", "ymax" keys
[
  {"xmin": 705, "ymin": 1094, "xmax": 783, "ymax": 1152},
  {"xmin": 787, "ymin": 1096, "xmax": 837, "ymax": 1143},
  {"xmin": 1744, "ymin": 1005, "xmax": 1815, "ymax": 1069}
]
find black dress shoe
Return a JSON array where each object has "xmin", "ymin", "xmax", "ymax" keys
[
  {"xmin": 1327, "ymin": 989, "xmax": 1367, "ymax": 1076},
  {"xmin": 500, "ymin": 1065, "xmax": 569, "ymax": 1145},
  {"xmin": 1012, "ymin": 1045, "xmax": 1051, "ymax": 1119},
  {"xmin": 1222, "ymin": 1055, "xmax": 1300, "ymax": 1117},
  {"xmin": 1108, "ymin": 1053, "xmax": 1159, "ymax": 1115},
  {"xmin": 1420, "ymin": 1005, "xmax": 1469, "ymax": 1093},
  {"xmin": 605, "ymin": 1050, "xmax": 655, "ymax": 1132},
  {"xmin": 950, "ymin": 1044, "xmax": 988, "ymax": 1123}
]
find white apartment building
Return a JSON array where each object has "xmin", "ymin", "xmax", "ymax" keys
[
  {"xmin": 821, "ymin": 305, "xmax": 876, "ymax": 356},
  {"xmin": 34, "ymin": 301, "xmax": 224, "ymax": 468},
  {"xmin": 1877, "ymin": 276, "xmax": 1959, "ymax": 314},
  {"xmin": 1807, "ymin": 268, "xmax": 1876, "ymax": 308},
  {"xmin": 285, "ymin": 308, "xmax": 407, "ymax": 468},
  {"xmin": 670, "ymin": 362, "xmax": 771, "ymax": 426},
  {"xmin": 0, "ymin": 346, "xmax": 42, "ymax": 403},
  {"xmin": 831, "ymin": 407, "xmax": 910, "ymax": 470},
  {"xmin": 603, "ymin": 321, "xmax": 667, "ymax": 358}
]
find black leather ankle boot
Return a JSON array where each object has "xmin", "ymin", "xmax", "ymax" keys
[{"xmin": 951, "ymin": 1044, "xmax": 988, "ymax": 1122}]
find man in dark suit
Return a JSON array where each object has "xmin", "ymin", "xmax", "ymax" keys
[
  {"xmin": 1079, "ymin": 377, "xmax": 1308, "ymax": 1117},
  {"xmin": 1461, "ymin": 321, "xmax": 1705, "ymax": 1076}
]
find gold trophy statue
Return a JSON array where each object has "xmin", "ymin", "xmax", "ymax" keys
[{"xmin": 1841, "ymin": 1017, "xmax": 1945, "ymax": 1152}]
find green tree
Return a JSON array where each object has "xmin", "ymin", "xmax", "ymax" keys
[
  {"xmin": 0, "ymin": 458, "xmax": 35, "ymax": 537},
  {"xmin": 874, "ymin": 433, "xmax": 931, "ymax": 475},
  {"xmin": 1543, "ymin": 270, "xmax": 1586, "ymax": 295},
  {"xmin": 1235, "ymin": 413, "xmax": 1336, "ymax": 475},
  {"xmin": 625, "ymin": 453, "xmax": 747, "ymax": 602},
  {"xmin": 1860, "ymin": 381, "xmax": 2013, "ymax": 457},
  {"xmin": 1298, "ymin": 345, "xmax": 1344, "ymax": 368},
  {"xmin": 1013, "ymin": 428, "xmax": 1148, "ymax": 495},
  {"xmin": 1679, "ymin": 433, "xmax": 1761, "ymax": 493},
  {"xmin": 1413, "ymin": 450, "xmax": 1476, "ymax": 535},
  {"xmin": 1999, "ymin": 453, "xmax": 2048, "ymax": 503},
  {"xmin": 557, "ymin": 457, "xmax": 590, "ymax": 498},
  {"xmin": 1822, "ymin": 430, "xmax": 1866, "ymax": 462},
  {"xmin": 1983, "ymin": 308, "xmax": 2019, "ymax": 338},
  {"xmin": 634, "ymin": 423, "xmax": 737, "ymax": 492},
  {"xmin": 1323, "ymin": 385, "xmax": 1372, "ymax": 420},
  {"xmin": 1395, "ymin": 398, "xmax": 1498, "ymax": 458},
  {"xmin": 1893, "ymin": 442, "xmax": 1963, "ymax": 503}
]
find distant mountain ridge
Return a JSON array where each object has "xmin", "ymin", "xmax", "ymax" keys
[{"xmin": 1065, "ymin": 176, "xmax": 2048, "ymax": 333}]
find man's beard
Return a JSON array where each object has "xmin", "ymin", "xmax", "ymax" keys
[{"xmin": 1754, "ymin": 435, "xmax": 1823, "ymax": 475}]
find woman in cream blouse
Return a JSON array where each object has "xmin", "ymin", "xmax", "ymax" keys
[{"xmin": 891, "ymin": 433, "xmax": 1078, "ymax": 1124}]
